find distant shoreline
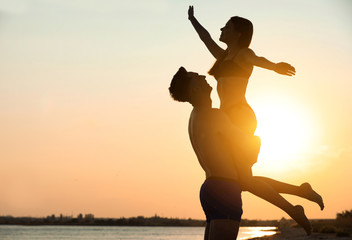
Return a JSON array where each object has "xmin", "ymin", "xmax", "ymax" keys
[
  {"xmin": 0, "ymin": 215, "xmax": 281, "ymax": 227},
  {"xmin": 2, "ymin": 217, "xmax": 351, "ymax": 239}
]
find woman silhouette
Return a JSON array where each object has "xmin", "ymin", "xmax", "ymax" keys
[
  {"xmin": 188, "ymin": 6, "xmax": 323, "ymax": 235},
  {"xmin": 189, "ymin": 6, "xmax": 294, "ymax": 135}
]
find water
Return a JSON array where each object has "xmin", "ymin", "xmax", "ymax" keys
[{"xmin": 0, "ymin": 225, "xmax": 276, "ymax": 240}]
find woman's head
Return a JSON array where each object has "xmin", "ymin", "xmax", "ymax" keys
[{"xmin": 220, "ymin": 16, "xmax": 253, "ymax": 48}]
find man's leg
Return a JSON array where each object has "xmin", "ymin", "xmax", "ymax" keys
[
  {"xmin": 204, "ymin": 222, "xmax": 210, "ymax": 240},
  {"xmin": 208, "ymin": 219, "xmax": 240, "ymax": 240}
]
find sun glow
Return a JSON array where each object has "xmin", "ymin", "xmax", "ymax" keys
[{"xmin": 253, "ymin": 99, "xmax": 315, "ymax": 172}]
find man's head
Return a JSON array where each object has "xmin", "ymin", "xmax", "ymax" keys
[{"xmin": 169, "ymin": 67, "xmax": 212, "ymax": 106}]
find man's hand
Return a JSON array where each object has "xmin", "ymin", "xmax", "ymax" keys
[
  {"xmin": 274, "ymin": 62, "xmax": 296, "ymax": 76},
  {"xmin": 188, "ymin": 5, "xmax": 194, "ymax": 20}
]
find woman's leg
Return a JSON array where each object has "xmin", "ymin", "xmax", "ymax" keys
[
  {"xmin": 225, "ymin": 104, "xmax": 313, "ymax": 234},
  {"xmin": 254, "ymin": 176, "xmax": 324, "ymax": 210},
  {"xmin": 237, "ymin": 165, "xmax": 312, "ymax": 235}
]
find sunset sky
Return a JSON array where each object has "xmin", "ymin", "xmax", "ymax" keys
[{"xmin": 1, "ymin": 0, "xmax": 351, "ymax": 221}]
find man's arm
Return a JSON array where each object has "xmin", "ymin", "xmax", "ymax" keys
[
  {"xmin": 188, "ymin": 6, "xmax": 225, "ymax": 59},
  {"xmin": 243, "ymin": 48, "xmax": 296, "ymax": 76}
]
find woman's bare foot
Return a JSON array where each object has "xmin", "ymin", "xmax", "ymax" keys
[
  {"xmin": 300, "ymin": 182, "xmax": 324, "ymax": 210},
  {"xmin": 289, "ymin": 205, "xmax": 312, "ymax": 235}
]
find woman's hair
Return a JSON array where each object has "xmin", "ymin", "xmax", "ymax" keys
[
  {"xmin": 230, "ymin": 16, "xmax": 253, "ymax": 48},
  {"xmin": 208, "ymin": 16, "xmax": 253, "ymax": 76},
  {"xmin": 169, "ymin": 67, "xmax": 190, "ymax": 102}
]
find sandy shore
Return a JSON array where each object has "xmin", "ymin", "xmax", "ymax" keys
[{"xmin": 249, "ymin": 227, "xmax": 352, "ymax": 240}]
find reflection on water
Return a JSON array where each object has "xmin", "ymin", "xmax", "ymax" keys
[{"xmin": 239, "ymin": 226, "xmax": 277, "ymax": 239}]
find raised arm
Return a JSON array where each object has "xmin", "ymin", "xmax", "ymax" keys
[
  {"xmin": 243, "ymin": 49, "xmax": 296, "ymax": 76},
  {"xmin": 188, "ymin": 6, "xmax": 225, "ymax": 59}
]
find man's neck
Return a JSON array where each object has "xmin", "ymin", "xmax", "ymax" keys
[{"xmin": 192, "ymin": 99, "xmax": 212, "ymax": 110}]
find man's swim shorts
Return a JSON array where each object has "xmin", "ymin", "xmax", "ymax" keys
[{"xmin": 200, "ymin": 177, "xmax": 243, "ymax": 222}]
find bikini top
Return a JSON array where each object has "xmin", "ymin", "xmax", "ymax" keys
[{"xmin": 208, "ymin": 54, "xmax": 251, "ymax": 80}]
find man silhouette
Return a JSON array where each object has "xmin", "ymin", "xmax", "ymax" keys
[{"xmin": 169, "ymin": 67, "xmax": 257, "ymax": 240}]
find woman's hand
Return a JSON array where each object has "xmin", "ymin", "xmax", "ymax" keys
[
  {"xmin": 188, "ymin": 5, "xmax": 194, "ymax": 20},
  {"xmin": 274, "ymin": 62, "xmax": 296, "ymax": 76}
]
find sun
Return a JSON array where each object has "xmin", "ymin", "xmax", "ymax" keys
[{"xmin": 253, "ymin": 99, "xmax": 315, "ymax": 172}]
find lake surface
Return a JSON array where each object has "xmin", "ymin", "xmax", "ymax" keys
[{"xmin": 0, "ymin": 225, "xmax": 276, "ymax": 240}]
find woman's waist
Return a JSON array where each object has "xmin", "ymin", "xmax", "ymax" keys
[
  {"xmin": 217, "ymin": 79, "xmax": 248, "ymax": 103},
  {"xmin": 216, "ymin": 74, "xmax": 250, "ymax": 83},
  {"xmin": 220, "ymin": 98, "xmax": 249, "ymax": 111},
  {"xmin": 216, "ymin": 76, "xmax": 249, "ymax": 88}
]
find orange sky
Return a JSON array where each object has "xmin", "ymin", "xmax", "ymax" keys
[{"xmin": 0, "ymin": 0, "xmax": 351, "ymax": 220}]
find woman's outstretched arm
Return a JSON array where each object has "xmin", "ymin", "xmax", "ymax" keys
[
  {"xmin": 243, "ymin": 48, "xmax": 296, "ymax": 76},
  {"xmin": 188, "ymin": 6, "xmax": 225, "ymax": 59}
]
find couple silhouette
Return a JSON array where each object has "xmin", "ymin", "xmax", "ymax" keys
[{"xmin": 169, "ymin": 6, "xmax": 324, "ymax": 240}]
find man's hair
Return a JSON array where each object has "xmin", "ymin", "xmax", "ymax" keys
[{"xmin": 169, "ymin": 67, "xmax": 190, "ymax": 102}]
